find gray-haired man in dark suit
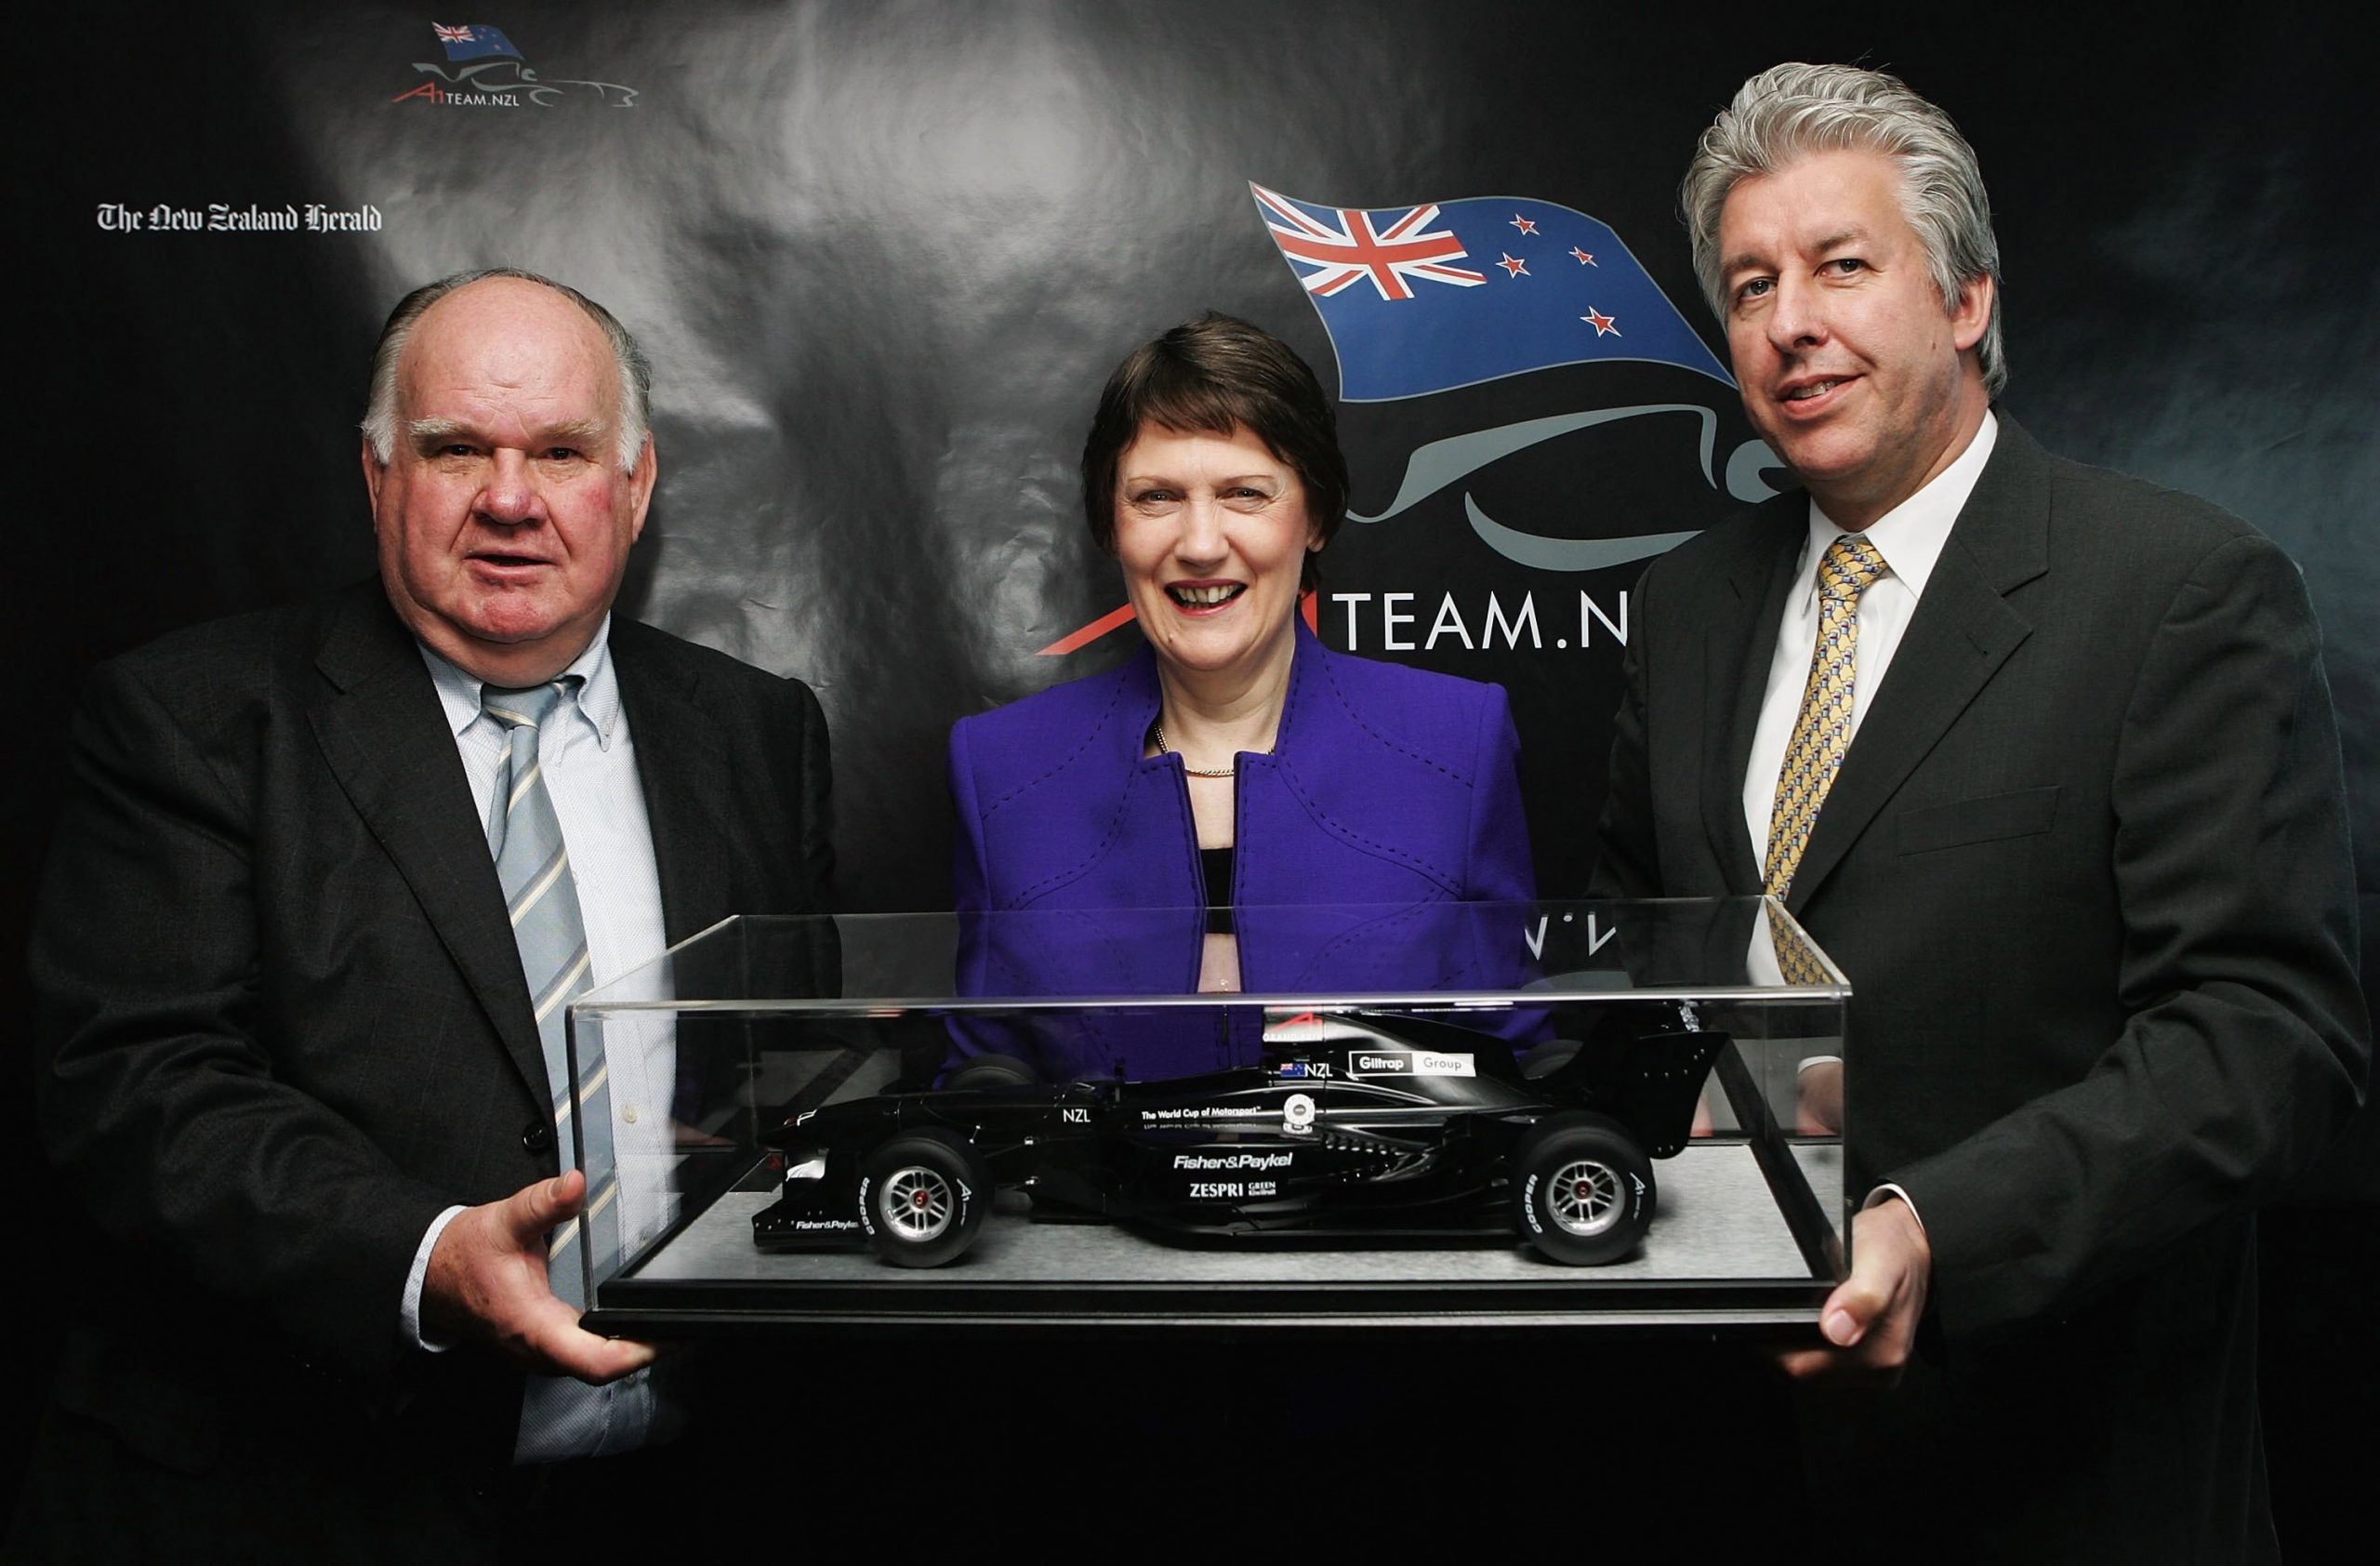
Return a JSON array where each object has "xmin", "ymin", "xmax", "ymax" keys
[
  {"xmin": 17, "ymin": 271, "xmax": 831, "ymax": 1561},
  {"xmin": 1592, "ymin": 65, "xmax": 2366, "ymax": 1562}
]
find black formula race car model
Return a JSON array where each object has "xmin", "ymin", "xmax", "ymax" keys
[{"xmin": 752, "ymin": 1004, "xmax": 1725, "ymax": 1267}]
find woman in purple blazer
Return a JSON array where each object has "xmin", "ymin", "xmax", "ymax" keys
[{"xmin": 948, "ymin": 315, "xmax": 1535, "ymax": 1078}]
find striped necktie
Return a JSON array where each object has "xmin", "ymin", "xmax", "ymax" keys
[
  {"xmin": 1763, "ymin": 534, "xmax": 1890, "ymax": 902},
  {"xmin": 482, "ymin": 680, "xmax": 619, "ymax": 1310}
]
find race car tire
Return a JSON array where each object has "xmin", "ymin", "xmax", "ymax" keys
[
  {"xmin": 858, "ymin": 1128, "xmax": 991, "ymax": 1267},
  {"xmin": 1512, "ymin": 1111, "xmax": 1655, "ymax": 1266},
  {"xmin": 944, "ymin": 1053, "xmax": 1039, "ymax": 1091}
]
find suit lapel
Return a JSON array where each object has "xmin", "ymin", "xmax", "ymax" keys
[
  {"xmin": 611, "ymin": 626, "xmax": 733, "ymax": 945},
  {"xmin": 1784, "ymin": 418, "xmax": 2052, "ymax": 912},
  {"xmin": 306, "ymin": 588, "xmax": 549, "ymax": 1100},
  {"xmin": 1701, "ymin": 498, "xmax": 1805, "ymax": 894}
]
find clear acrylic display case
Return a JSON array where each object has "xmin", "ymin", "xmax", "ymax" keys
[{"xmin": 564, "ymin": 898, "xmax": 1847, "ymax": 1335}]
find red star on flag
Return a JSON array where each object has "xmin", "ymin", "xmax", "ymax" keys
[
  {"xmin": 1497, "ymin": 253, "xmax": 1530, "ymax": 277},
  {"xmin": 1581, "ymin": 306, "xmax": 1620, "ymax": 336},
  {"xmin": 1569, "ymin": 246, "xmax": 1597, "ymax": 266},
  {"xmin": 1509, "ymin": 213, "xmax": 1539, "ymax": 234}
]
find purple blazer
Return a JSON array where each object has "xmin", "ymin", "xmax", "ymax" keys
[{"xmin": 947, "ymin": 622, "xmax": 1536, "ymax": 1078}]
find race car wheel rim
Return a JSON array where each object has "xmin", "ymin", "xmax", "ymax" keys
[
  {"xmin": 1546, "ymin": 1158, "xmax": 1623, "ymax": 1237},
  {"xmin": 879, "ymin": 1166, "xmax": 954, "ymax": 1241}
]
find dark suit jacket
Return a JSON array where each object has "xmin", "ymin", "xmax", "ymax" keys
[
  {"xmin": 1592, "ymin": 418, "xmax": 2368, "ymax": 1561},
  {"xmin": 22, "ymin": 582, "xmax": 831, "ymax": 1548}
]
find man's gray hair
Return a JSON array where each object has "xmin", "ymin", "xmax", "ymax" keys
[
  {"xmin": 1682, "ymin": 63, "xmax": 2005, "ymax": 397},
  {"xmin": 359, "ymin": 267, "xmax": 654, "ymax": 471}
]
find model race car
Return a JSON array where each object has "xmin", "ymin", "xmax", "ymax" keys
[{"xmin": 752, "ymin": 1003, "xmax": 1726, "ymax": 1267}]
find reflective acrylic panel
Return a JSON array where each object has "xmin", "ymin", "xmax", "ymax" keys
[{"xmin": 565, "ymin": 898, "xmax": 1846, "ymax": 1331}]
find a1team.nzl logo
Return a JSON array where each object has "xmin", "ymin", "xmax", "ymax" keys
[{"xmin": 391, "ymin": 21, "xmax": 640, "ymax": 108}]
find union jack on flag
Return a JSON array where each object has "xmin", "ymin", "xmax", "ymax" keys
[
  {"xmin": 430, "ymin": 21, "xmax": 522, "ymax": 61},
  {"xmin": 1252, "ymin": 185, "xmax": 1487, "ymax": 302}
]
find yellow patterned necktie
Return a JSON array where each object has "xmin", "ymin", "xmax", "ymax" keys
[{"xmin": 1764, "ymin": 534, "xmax": 1890, "ymax": 900}]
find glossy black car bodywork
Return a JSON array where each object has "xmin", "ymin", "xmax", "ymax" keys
[{"xmin": 751, "ymin": 1004, "xmax": 1726, "ymax": 1267}]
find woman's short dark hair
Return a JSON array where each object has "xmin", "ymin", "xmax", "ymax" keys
[{"xmin": 1080, "ymin": 313, "xmax": 1349, "ymax": 588}]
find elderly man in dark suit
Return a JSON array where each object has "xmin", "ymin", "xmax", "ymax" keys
[
  {"xmin": 15, "ymin": 271, "xmax": 831, "ymax": 1560},
  {"xmin": 1591, "ymin": 65, "xmax": 2367, "ymax": 1561}
]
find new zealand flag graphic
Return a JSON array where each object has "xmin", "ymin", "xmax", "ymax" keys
[
  {"xmin": 431, "ymin": 23, "xmax": 522, "ymax": 62},
  {"xmin": 1251, "ymin": 183, "xmax": 1731, "ymax": 401}
]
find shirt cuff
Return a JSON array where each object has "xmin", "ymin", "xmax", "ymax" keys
[
  {"xmin": 402, "ymin": 1205, "xmax": 469, "ymax": 1352},
  {"xmin": 1862, "ymin": 1182, "xmax": 1926, "ymax": 1238}
]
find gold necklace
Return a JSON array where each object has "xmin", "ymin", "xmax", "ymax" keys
[{"xmin": 1152, "ymin": 719, "xmax": 1248, "ymax": 777}]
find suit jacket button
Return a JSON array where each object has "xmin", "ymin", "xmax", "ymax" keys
[{"xmin": 522, "ymin": 1122, "xmax": 555, "ymax": 1154}]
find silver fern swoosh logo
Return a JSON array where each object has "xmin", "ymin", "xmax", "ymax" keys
[{"xmin": 1352, "ymin": 405, "xmax": 1784, "ymax": 572}]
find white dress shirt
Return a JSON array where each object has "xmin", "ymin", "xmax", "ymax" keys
[
  {"xmin": 1740, "ymin": 412, "xmax": 1998, "ymax": 866},
  {"xmin": 398, "ymin": 617, "xmax": 677, "ymax": 1461}
]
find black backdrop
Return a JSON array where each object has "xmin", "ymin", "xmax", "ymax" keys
[{"xmin": 13, "ymin": 0, "xmax": 2375, "ymax": 1540}]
